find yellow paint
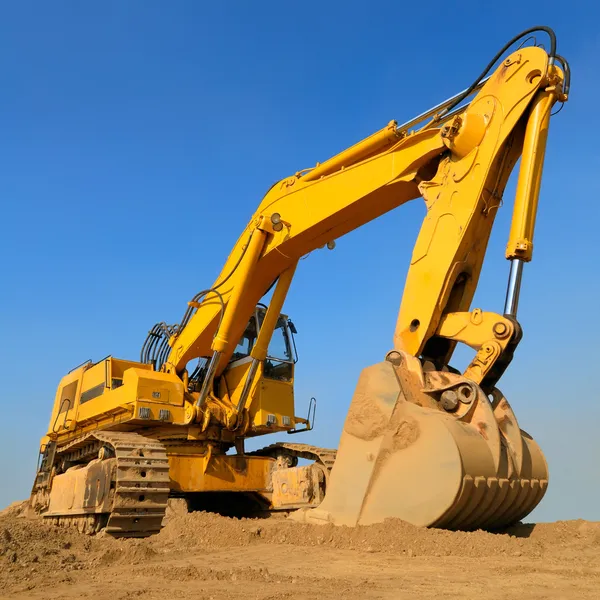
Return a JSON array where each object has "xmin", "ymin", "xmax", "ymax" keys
[
  {"xmin": 166, "ymin": 47, "xmax": 562, "ymax": 377},
  {"xmin": 223, "ymin": 359, "xmax": 295, "ymax": 430},
  {"xmin": 506, "ymin": 87, "xmax": 556, "ymax": 261},
  {"xmin": 44, "ymin": 358, "xmax": 187, "ymax": 439},
  {"xmin": 167, "ymin": 451, "xmax": 274, "ymax": 493},
  {"xmin": 222, "ymin": 359, "xmax": 253, "ymax": 409},
  {"xmin": 37, "ymin": 43, "xmax": 565, "ymax": 503},
  {"xmin": 436, "ymin": 310, "xmax": 515, "ymax": 385},
  {"xmin": 251, "ymin": 264, "xmax": 297, "ymax": 362},
  {"xmin": 394, "ymin": 47, "xmax": 558, "ymax": 356},
  {"xmin": 211, "ymin": 226, "xmax": 268, "ymax": 358},
  {"xmin": 250, "ymin": 377, "xmax": 295, "ymax": 431}
]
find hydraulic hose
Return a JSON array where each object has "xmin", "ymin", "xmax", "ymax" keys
[{"xmin": 438, "ymin": 27, "xmax": 557, "ymax": 121}]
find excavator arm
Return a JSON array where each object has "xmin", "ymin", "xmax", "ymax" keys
[
  {"xmin": 152, "ymin": 35, "xmax": 568, "ymax": 530},
  {"xmin": 162, "ymin": 44, "xmax": 565, "ymax": 401}
]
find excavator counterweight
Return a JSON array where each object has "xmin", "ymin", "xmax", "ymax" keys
[{"xmin": 29, "ymin": 27, "xmax": 568, "ymax": 536}]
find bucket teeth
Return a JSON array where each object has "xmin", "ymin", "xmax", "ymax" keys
[
  {"xmin": 296, "ymin": 356, "xmax": 548, "ymax": 531},
  {"xmin": 431, "ymin": 473, "xmax": 548, "ymax": 530}
]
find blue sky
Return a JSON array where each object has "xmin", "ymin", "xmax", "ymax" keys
[{"xmin": 1, "ymin": 1, "xmax": 598, "ymax": 523}]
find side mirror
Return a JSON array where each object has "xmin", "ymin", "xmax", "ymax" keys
[{"xmin": 287, "ymin": 320, "xmax": 297, "ymax": 334}]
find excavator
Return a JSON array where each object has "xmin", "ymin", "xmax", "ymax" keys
[{"xmin": 29, "ymin": 27, "xmax": 570, "ymax": 537}]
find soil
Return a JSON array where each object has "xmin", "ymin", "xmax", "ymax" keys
[{"xmin": 1, "ymin": 499, "xmax": 598, "ymax": 599}]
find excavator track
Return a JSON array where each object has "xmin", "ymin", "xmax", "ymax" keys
[
  {"xmin": 44, "ymin": 431, "xmax": 170, "ymax": 538},
  {"xmin": 249, "ymin": 442, "xmax": 337, "ymax": 473},
  {"xmin": 248, "ymin": 442, "xmax": 337, "ymax": 511}
]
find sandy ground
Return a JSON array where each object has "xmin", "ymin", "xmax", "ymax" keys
[{"xmin": 0, "ymin": 500, "xmax": 598, "ymax": 600}]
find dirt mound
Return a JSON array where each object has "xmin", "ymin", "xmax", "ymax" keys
[
  {"xmin": 0, "ymin": 501, "xmax": 121, "ymax": 592},
  {"xmin": 1, "ymin": 500, "xmax": 599, "ymax": 599},
  {"xmin": 149, "ymin": 502, "xmax": 600, "ymax": 560},
  {"xmin": 0, "ymin": 500, "xmax": 28, "ymax": 519}
]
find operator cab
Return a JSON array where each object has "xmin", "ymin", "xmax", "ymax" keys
[{"xmin": 230, "ymin": 306, "xmax": 297, "ymax": 381}]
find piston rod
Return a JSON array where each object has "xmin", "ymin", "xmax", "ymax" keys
[
  {"xmin": 396, "ymin": 76, "xmax": 490, "ymax": 133},
  {"xmin": 236, "ymin": 358, "xmax": 260, "ymax": 413},
  {"xmin": 196, "ymin": 350, "xmax": 222, "ymax": 407},
  {"xmin": 503, "ymin": 259, "xmax": 524, "ymax": 317}
]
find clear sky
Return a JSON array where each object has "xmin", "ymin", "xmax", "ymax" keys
[{"xmin": 1, "ymin": 1, "xmax": 598, "ymax": 523}]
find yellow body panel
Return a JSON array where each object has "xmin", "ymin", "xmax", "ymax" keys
[
  {"xmin": 45, "ymin": 358, "xmax": 187, "ymax": 439},
  {"xmin": 167, "ymin": 450, "xmax": 274, "ymax": 493},
  {"xmin": 80, "ymin": 362, "xmax": 106, "ymax": 395},
  {"xmin": 223, "ymin": 360, "xmax": 296, "ymax": 431},
  {"xmin": 250, "ymin": 377, "xmax": 295, "ymax": 432}
]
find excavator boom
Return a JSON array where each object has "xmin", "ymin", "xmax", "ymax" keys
[
  {"xmin": 163, "ymin": 46, "xmax": 564, "ymax": 384},
  {"xmin": 30, "ymin": 28, "xmax": 568, "ymax": 536}
]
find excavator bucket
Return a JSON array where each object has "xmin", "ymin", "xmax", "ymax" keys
[{"xmin": 294, "ymin": 353, "xmax": 547, "ymax": 530}]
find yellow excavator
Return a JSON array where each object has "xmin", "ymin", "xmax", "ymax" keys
[{"xmin": 29, "ymin": 27, "xmax": 569, "ymax": 537}]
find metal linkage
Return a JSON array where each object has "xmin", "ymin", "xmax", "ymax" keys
[{"xmin": 396, "ymin": 77, "xmax": 490, "ymax": 134}]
